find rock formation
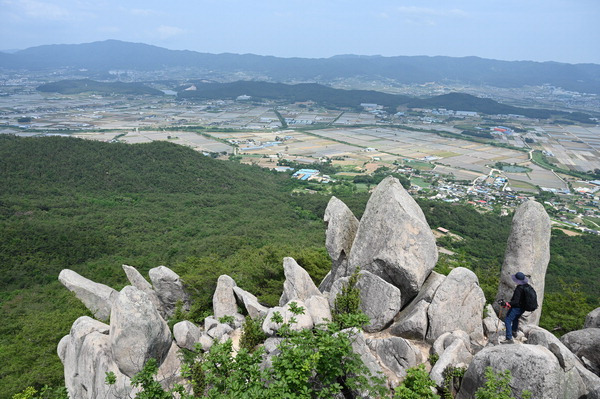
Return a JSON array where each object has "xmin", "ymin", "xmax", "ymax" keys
[
  {"xmin": 457, "ymin": 344, "xmax": 587, "ymax": 399},
  {"xmin": 585, "ymin": 307, "xmax": 600, "ymax": 328},
  {"xmin": 560, "ymin": 328, "xmax": 600, "ymax": 376},
  {"xmin": 390, "ymin": 271, "xmax": 445, "ymax": 340},
  {"xmin": 213, "ymin": 274, "xmax": 239, "ymax": 318},
  {"xmin": 494, "ymin": 200, "xmax": 551, "ymax": 325},
  {"xmin": 279, "ymin": 257, "xmax": 322, "ymax": 306},
  {"xmin": 58, "ymin": 269, "xmax": 118, "ymax": 321},
  {"xmin": 344, "ymin": 176, "xmax": 438, "ymax": 306},
  {"xmin": 329, "ymin": 270, "xmax": 402, "ymax": 332},
  {"xmin": 122, "ymin": 264, "xmax": 164, "ymax": 317},
  {"xmin": 322, "ymin": 196, "xmax": 360, "ymax": 291},
  {"xmin": 149, "ymin": 265, "xmax": 190, "ymax": 318},
  {"xmin": 110, "ymin": 286, "xmax": 172, "ymax": 378},
  {"xmin": 57, "ymin": 177, "xmax": 596, "ymax": 399},
  {"xmin": 426, "ymin": 267, "xmax": 486, "ymax": 343}
]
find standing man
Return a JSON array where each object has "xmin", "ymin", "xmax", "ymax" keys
[{"xmin": 501, "ymin": 272, "xmax": 530, "ymax": 344}]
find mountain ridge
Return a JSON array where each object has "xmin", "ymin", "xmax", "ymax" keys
[{"xmin": 3, "ymin": 40, "xmax": 600, "ymax": 94}]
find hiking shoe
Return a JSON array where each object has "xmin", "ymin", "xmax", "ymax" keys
[{"xmin": 500, "ymin": 338, "xmax": 514, "ymax": 344}]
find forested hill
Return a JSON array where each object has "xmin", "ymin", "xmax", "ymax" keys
[
  {"xmin": 177, "ymin": 81, "xmax": 595, "ymax": 122},
  {"xmin": 0, "ymin": 135, "xmax": 598, "ymax": 397},
  {"xmin": 3, "ymin": 40, "xmax": 600, "ymax": 94}
]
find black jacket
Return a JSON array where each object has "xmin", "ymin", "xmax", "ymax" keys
[{"xmin": 509, "ymin": 284, "xmax": 528, "ymax": 308}]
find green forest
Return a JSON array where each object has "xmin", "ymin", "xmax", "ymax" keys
[{"xmin": 0, "ymin": 135, "xmax": 598, "ymax": 398}]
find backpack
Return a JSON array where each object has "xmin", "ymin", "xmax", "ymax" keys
[{"xmin": 521, "ymin": 284, "xmax": 538, "ymax": 311}]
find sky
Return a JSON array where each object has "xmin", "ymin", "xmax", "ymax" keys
[{"xmin": 1, "ymin": 0, "xmax": 599, "ymax": 64}]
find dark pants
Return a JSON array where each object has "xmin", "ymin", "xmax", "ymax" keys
[{"xmin": 504, "ymin": 307, "xmax": 524, "ymax": 339}]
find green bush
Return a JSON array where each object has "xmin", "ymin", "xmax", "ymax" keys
[{"xmin": 394, "ymin": 364, "xmax": 439, "ymax": 399}]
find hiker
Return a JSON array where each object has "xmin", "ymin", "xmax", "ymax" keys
[{"xmin": 501, "ymin": 271, "xmax": 536, "ymax": 344}]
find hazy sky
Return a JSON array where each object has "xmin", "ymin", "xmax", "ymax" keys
[{"xmin": 1, "ymin": 0, "xmax": 599, "ymax": 64}]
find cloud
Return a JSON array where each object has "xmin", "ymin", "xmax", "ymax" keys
[
  {"xmin": 156, "ymin": 25, "xmax": 184, "ymax": 39},
  {"xmin": 3, "ymin": 0, "xmax": 70, "ymax": 20}
]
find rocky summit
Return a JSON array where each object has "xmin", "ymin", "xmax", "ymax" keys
[{"xmin": 57, "ymin": 177, "xmax": 600, "ymax": 398}]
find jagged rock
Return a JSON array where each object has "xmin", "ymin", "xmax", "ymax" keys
[
  {"xmin": 432, "ymin": 330, "xmax": 472, "ymax": 356},
  {"xmin": 560, "ymin": 328, "xmax": 600, "ymax": 375},
  {"xmin": 207, "ymin": 322, "xmax": 233, "ymax": 340},
  {"xmin": 173, "ymin": 321, "xmax": 201, "ymax": 351},
  {"xmin": 122, "ymin": 264, "xmax": 164, "ymax": 317},
  {"xmin": 426, "ymin": 267, "xmax": 485, "ymax": 343},
  {"xmin": 59, "ymin": 316, "xmax": 136, "ymax": 399},
  {"xmin": 262, "ymin": 300, "xmax": 314, "ymax": 336},
  {"xmin": 343, "ymin": 328, "xmax": 385, "ymax": 396},
  {"xmin": 585, "ymin": 308, "xmax": 600, "ymax": 328},
  {"xmin": 264, "ymin": 337, "xmax": 283, "ymax": 355},
  {"xmin": 155, "ymin": 342, "xmax": 185, "ymax": 391},
  {"xmin": 213, "ymin": 275, "xmax": 238, "ymax": 318},
  {"xmin": 204, "ymin": 316, "xmax": 219, "ymax": 331},
  {"xmin": 366, "ymin": 337, "xmax": 421, "ymax": 380},
  {"xmin": 149, "ymin": 265, "xmax": 190, "ymax": 319},
  {"xmin": 345, "ymin": 176, "xmax": 438, "ymax": 306},
  {"xmin": 482, "ymin": 304, "xmax": 501, "ymax": 337},
  {"xmin": 279, "ymin": 257, "xmax": 321, "ymax": 306},
  {"xmin": 318, "ymin": 271, "xmax": 333, "ymax": 293},
  {"xmin": 322, "ymin": 196, "xmax": 360, "ymax": 291},
  {"xmin": 430, "ymin": 339, "xmax": 473, "ymax": 386},
  {"xmin": 391, "ymin": 301, "xmax": 429, "ymax": 340},
  {"xmin": 305, "ymin": 295, "xmax": 332, "ymax": 326},
  {"xmin": 494, "ymin": 200, "xmax": 550, "ymax": 325},
  {"xmin": 233, "ymin": 286, "xmax": 269, "ymax": 319},
  {"xmin": 457, "ymin": 344, "xmax": 586, "ymax": 399},
  {"xmin": 110, "ymin": 286, "xmax": 172, "ymax": 378},
  {"xmin": 527, "ymin": 326, "xmax": 600, "ymax": 395},
  {"xmin": 198, "ymin": 334, "xmax": 214, "ymax": 352},
  {"xmin": 390, "ymin": 271, "xmax": 445, "ymax": 340},
  {"xmin": 329, "ymin": 270, "xmax": 402, "ymax": 332},
  {"xmin": 58, "ymin": 269, "xmax": 118, "ymax": 321}
]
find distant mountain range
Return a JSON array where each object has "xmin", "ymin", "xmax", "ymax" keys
[{"xmin": 3, "ymin": 40, "xmax": 600, "ymax": 94}]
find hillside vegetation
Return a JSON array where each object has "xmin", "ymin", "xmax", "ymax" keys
[{"xmin": 0, "ymin": 135, "xmax": 598, "ymax": 397}]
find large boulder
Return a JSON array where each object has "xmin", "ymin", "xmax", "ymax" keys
[
  {"xmin": 122, "ymin": 264, "xmax": 164, "ymax": 317},
  {"xmin": 233, "ymin": 286, "xmax": 269, "ymax": 319},
  {"xmin": 279, "ymin": 257, "xmax": 321, "ymax": 306},
  {"xmin": 329, "ymin": 270, "xmax": 402, "ymax": 332},
  {"xmin": 149, "ymin": 266, "xmax": 190, "ymax": 318},
  {"xmin": 585, "ymin": 308, "xmax": 600, "ymax": 328},
  {"xmin": 322, "ymin": 196, "xmax": 360, "ymax": 291},
  {"xmin": 345, "ymin": 176, "xmax": 438, "ymax": 306},
  {"xmin": 457, "ymin": 344, "xmax": 586, "ymax": 399},
  {"xmin": 58, "ymin": 269, "xmax": 118, "ymax": 321},
  {"xmin": 305, "ymin": 295, "xmax": 332, "ymax": 326},
  {"xmin": 390, "ymin": 271, "xmax": 445, "ymax": 340},
  {"xmin": 58, "ymin": 316, "xmax": 136, "ymax": 399},
  {"xmin": 366, "ymin": 337, "xmax": 421, "ymax": 380},
  {"xmin": 110, "ymin": 286, "xmax": 172, "ymax": 378},
  {"xmin": 343, "ymin": 328, "xmax": 384, "ymax": 395},
  {"xmin": 213, "ymin": 275, "xmax": 239, "ymax": 318},
  {"xmin": 430, "ymin": 339, "xmax": 473, "ymax": 386},
  {"xmin": 527, "ymin": 326, "xmax": 600, "ymax": 395},
  {"xmin": 173, "ymin": 321, "xmax": 202, "ymax": 351},
  {"xmin": 494, "ymin": 200, "xmax": 550, "ymax": 325},
  {"xmin": 426, "ymin": 267, "xmax": 485, "ymax": 343},
  {"xmin": 561, "ymin": 328, "xmax": 600, "ymax": 375},
  {"xmin": 262, "ymin": 300, "xmax": 314, "ymax": 336}
]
